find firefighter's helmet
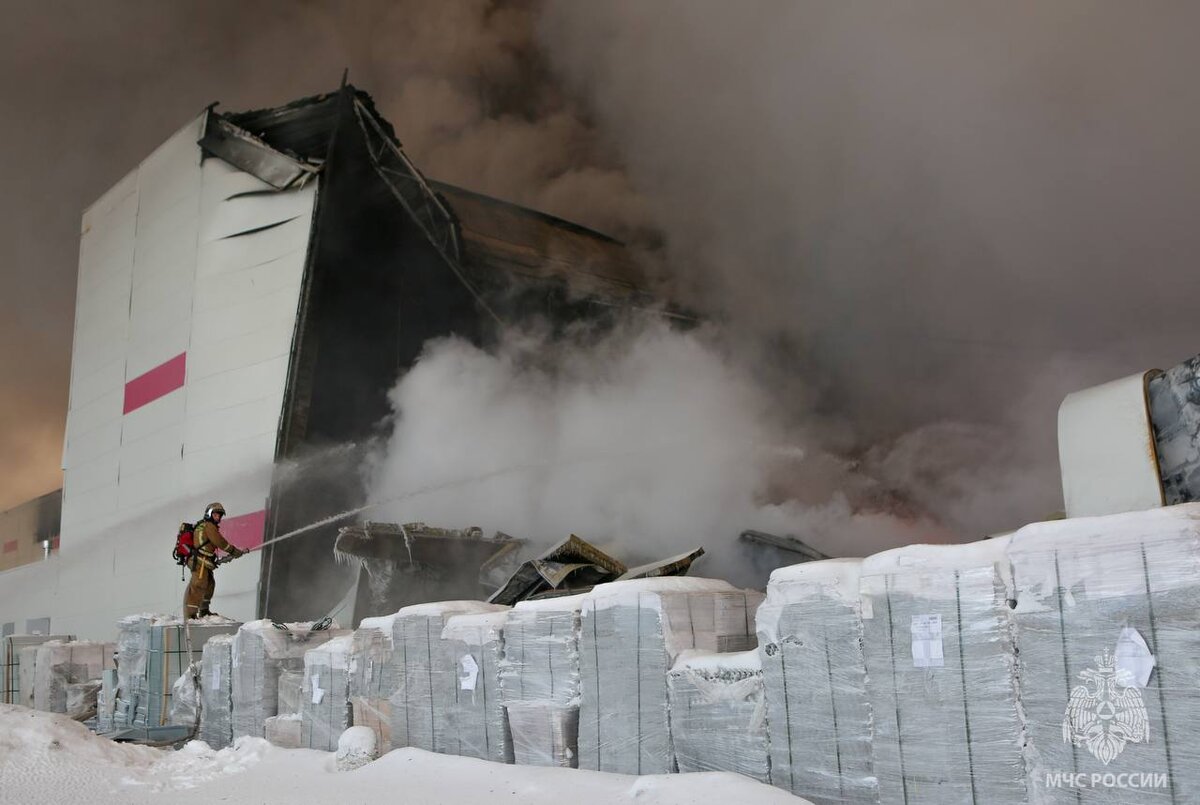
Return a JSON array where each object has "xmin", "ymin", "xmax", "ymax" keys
[{"xmin": 205, "ymin": 502, "xmax": 227, "ymax": 519}]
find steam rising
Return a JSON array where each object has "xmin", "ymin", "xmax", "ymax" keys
[{"xmin": 368, "ymin": 322, "xmax": 937, "ymax": 586}]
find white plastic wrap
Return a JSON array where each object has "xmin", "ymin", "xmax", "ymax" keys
[
  {"xmin": 231, "ymin": 620, "xmax": 342, "ymax": 739},
  {"xmin": 389, "ymin": 602, "xmax": 507, "ymax": 753},
  {"xmin": 859, "ymin": 538, "xmax": 1026, "ymax": 804},
  {"xmin": 33, "ymin": 640, "xmax": 115, "ymax": 714},
  {"xmin": 499, "ymin": 593, "xmax": 589, "ymax": 768},
  {"xmin": 18, "ymin": 646, "xmax": 38, "ymax": 708},
  {"xmin": 505, "ymin": 701, "xmax": 580, "ymax": 768},
  {"xmin": 200, "ymin": 635, "xmax": 234, "ymax": 749},
  {"xmin": 264, "ymin": 713, "xmax": 304, "ymax": 749},
  {"xmin": 278, "ymin": 670, "xmax": 304, "ymax": 715},
  {"xmin": 1009, "ymin": 504, "xmax": 1200, "ymax": 802},
  {"xmin": 756, "ymin": 559, "xmax": 877, "ymax": 804},
  {"xmin": 667, "ymin": 649, "xmax": 770, "ymax": 783},
  {"xmin": 577, "ymin": 578, "xmax": 764, "ymax": 776},
  {"xmin": 168, "ymin": 667, "xmax": 199, "ymax": 728},
  {"xmin": 441, "ymin": 609, "xmax": 512, "ymax": 763},
  {"xmin": 114, "ymin": 614, "xmax": 239, "ymax": 727},
  {"xmin": 66, "ymin": 680, "xmax": 102, "ymax": 721},
  {"xmin": 97, "ymin": 669, "xmax": 118, "ymax": 732},
  {"xmin": 348, "ymin": 619, "xmax": 396, "ymax": 753},
  {"xmin": 300, "ymin": 633, "xmax": 355, "ymax": 751},
  {"xmin": 3, "ymin": 634, "xmax": 73, "ymax": 705}
]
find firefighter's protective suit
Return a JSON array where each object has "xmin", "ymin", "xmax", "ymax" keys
[{"xmin": 183, "ymin": 502, "xmax": 245, "ymax": 618}]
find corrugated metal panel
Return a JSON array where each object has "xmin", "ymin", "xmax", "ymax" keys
[
  {"xmin": 121, "ymin": 390, "xmax": 186, "ymax": 443},
  {"xmin": 187, "ymin": 320, "xmax": 296, "ymax": 382},
  {"xmin": 195, "ymin": 218, "xmax": 311, "ymax": 277},
  {"xmin": 69, "ymin": 358, "xmax": 126, "ymax": 411},
  {"xmin": 62, "ymin": 420, "xmax": 121, "ymax": 469},
  {"xmin": 120, "ymin": 426, "xmax": 185, "ymax": 475}
]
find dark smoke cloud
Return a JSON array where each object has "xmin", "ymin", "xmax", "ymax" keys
[
  {"xmin": 6, "ymin": 2, "xmax": 1200, "ymax": 559},
  {"xmin": 534, "ymin": 1, "xmax": 1200, "ymax": 536},
  {"xmin": 0, "ymin": 0, "xmax": 632, "ymax": 510}
]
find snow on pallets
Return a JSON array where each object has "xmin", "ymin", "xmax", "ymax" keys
[
  {"xmin": 230, "ymin": 620, "xmax": 341, "ymax": 740},
  {"xmin": 499, "ymin": 593, "xmax": 589, "ymax": 768},
  {"xmin": 577, "ymin": 578, "xmax": 763, "ymax": 776},
  {"xmin": 666, "ymin": 649, "xmax": 770, "ymax": 783},
  {"xmin": 389, "ymin": 602, "xmax": 507, "ymax": 754},
  {"xmin": 859, "ymin": 539, "xmax": 1027, "ymax": 805},
  {"xmin": 441, "ymin": 609, "xmax": 512, "ymax": 763},
  {"xmin": 1009, "ymin": 505, "xmax": 1200, "ymax": 803},
  {"xmin": 755, "ymin": 559, "xmax": 876, "ymax": 804}
]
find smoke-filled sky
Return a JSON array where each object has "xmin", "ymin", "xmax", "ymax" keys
[{"xmin": 5, "ymin": 3, "xmax": 1200, "ymax": 563}]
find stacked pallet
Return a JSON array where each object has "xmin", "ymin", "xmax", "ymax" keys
[
  {"xmin": 389, "ymin": 602, "xmax": 507, "ymax": 753},
  {"xmin": 300, "ymin": 634, "xmax": 356, "ymax": 751},
  {"xmin": 577, "ymin": 578, "xmax": 764, "ymax": 776},
  {"xmin": 33, "ymin": 640, "xmax": 115, "ymax": 714},
  {"xmin": 499, "ymin": 593, "xmax": 589, "ymax": 768},
  {"xmin": 441, "ymin": 609, "xmax": 511, "ymax": 763},
  {"xmin": 347, "ymin": 616, "xmax": 397, "ymax": 752},
  {"xmin": 666, "ymin": 649, "xmax": 770, "ymax": 783},
  {"xmin": 114, "ymin": 615, "xmax": 239, "ymax": 728},
  {"xmin": 231, "ymin": 620, "xmax": 341, "ymax": 739},
  {"xmin": 756, "ymin": 559, "xmax": 877, "ymax": 804},
  {"xmin": 859, "ymin": 538, "xmax": 1026, "ymax": 804},
  {"xmin": 2, "ymin": 634, "xmax": 73, "ymax": 705},
  {"xmin": 1008, "ymin": 505, "xmax": 1200, "ymax": 802},
  {"xmin": 200, "ymin": 634, "xmax": 235, "ymax": 749}
]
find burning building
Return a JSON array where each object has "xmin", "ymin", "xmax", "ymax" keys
[{"xmin": 1, "ymin": 84, "xmax": 664, "ymax": 639}]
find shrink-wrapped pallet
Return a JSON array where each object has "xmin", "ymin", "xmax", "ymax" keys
[
  {"xmin": 3, "ymin": 634, "xmax": 73, "ymax": 705},
  {"xmin": 859, "ymin": 538, "xmax": 1026, "ymax": 804},
  {"xmin": 499, "ymin": 593, "xmax": 589, "ymax": 768},
  {"xmin": 264, "ymin": 713, "xmax": 304, "ymax": 748},
  {"xmin": 577, "ymin": 578, "xmax": 764, "ymax": 776},
  {"xmin": 300, "ymin": 634, "xmax": 355, "ymax": 751},
  {"xmin": 1009, "ymin": 505, "xmax": 1200, "ymax": 803},
  {"xmin": 348, "ymin": 616, "xmax": 397, "ymax": 752},
  {"xmin": 667, "ymin": 649, "xmax": 770, "ymax": 783},
  {"xmin": 389, "ymin": 602, "xmax": 507, "ymax": 753},
  {"xmin": 441, "ymin": 609, "xmax": 511, "ymax": 762},
  {"xmin": 114, "ymin": 614, "xmax": 239, "ymax": 727},
  {"xmin": 33, "ymin": 640, "xmax": 115, "ymax": 714},
  {"xmin": 756, "ymin": 559, "xmax": 877, "ymax": 804},
  {"xmin": 278, "ymin": 671, "xmax": 304, "ymax": 715},
  {"xmin": 18, "ymin": 646, "xmax": 38, "ymax": 708},
  {"xmin": 231, "ymin": 620, "xmax": 341, "ymax": 739},
  {"xmin": 200, "ymin": 635, "xmax": 234, "ymax": 749},
  {"xmin": 66, "ymin": 680, "xmax": 102, "ymax": 721},
  {"xmin": 97, "ymin": 669, "xmax": 118, "ymax": 732}
]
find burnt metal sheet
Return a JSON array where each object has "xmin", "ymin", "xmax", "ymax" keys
[
  {"xmin": 739, "ymin": 529, "xmax": 829, "ymax": 563},
  {"xmin": 199, "ymin": 111, "xmax": 318, "ymax": 190},
  {"xmin": 616, "ymin": 547, "xmax": 706, "ymax": 580},
  {"xmin": 488, "ymin": 534, "xmax": 628, "ymax": 606}
]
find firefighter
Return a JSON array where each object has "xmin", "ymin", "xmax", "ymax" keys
[{"xmin": 183, "ymin": 502, "xmax": 245, "ymax": 618}]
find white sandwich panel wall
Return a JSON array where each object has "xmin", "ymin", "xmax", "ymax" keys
[{"xmin": 1, "ymin": 111, "xmax": 319, "ymax": 641}]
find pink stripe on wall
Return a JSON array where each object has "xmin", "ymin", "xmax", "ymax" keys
[
  {"xmin": 124, "ymin": 353, "xmax": 187, "ymax": 414},
  {"xmin": 222, "ymin": 508, "xmax": 267, "ymax": 550}
]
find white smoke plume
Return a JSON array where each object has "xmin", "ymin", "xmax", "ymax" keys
[{"xmin": 367, "ymin": 321, "xmax": 941, "ymax": 586}]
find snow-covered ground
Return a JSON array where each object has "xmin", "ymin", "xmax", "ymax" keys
[{"xmin": 0, "ymin": 705, "xmax": 808, "ymax": 804}]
